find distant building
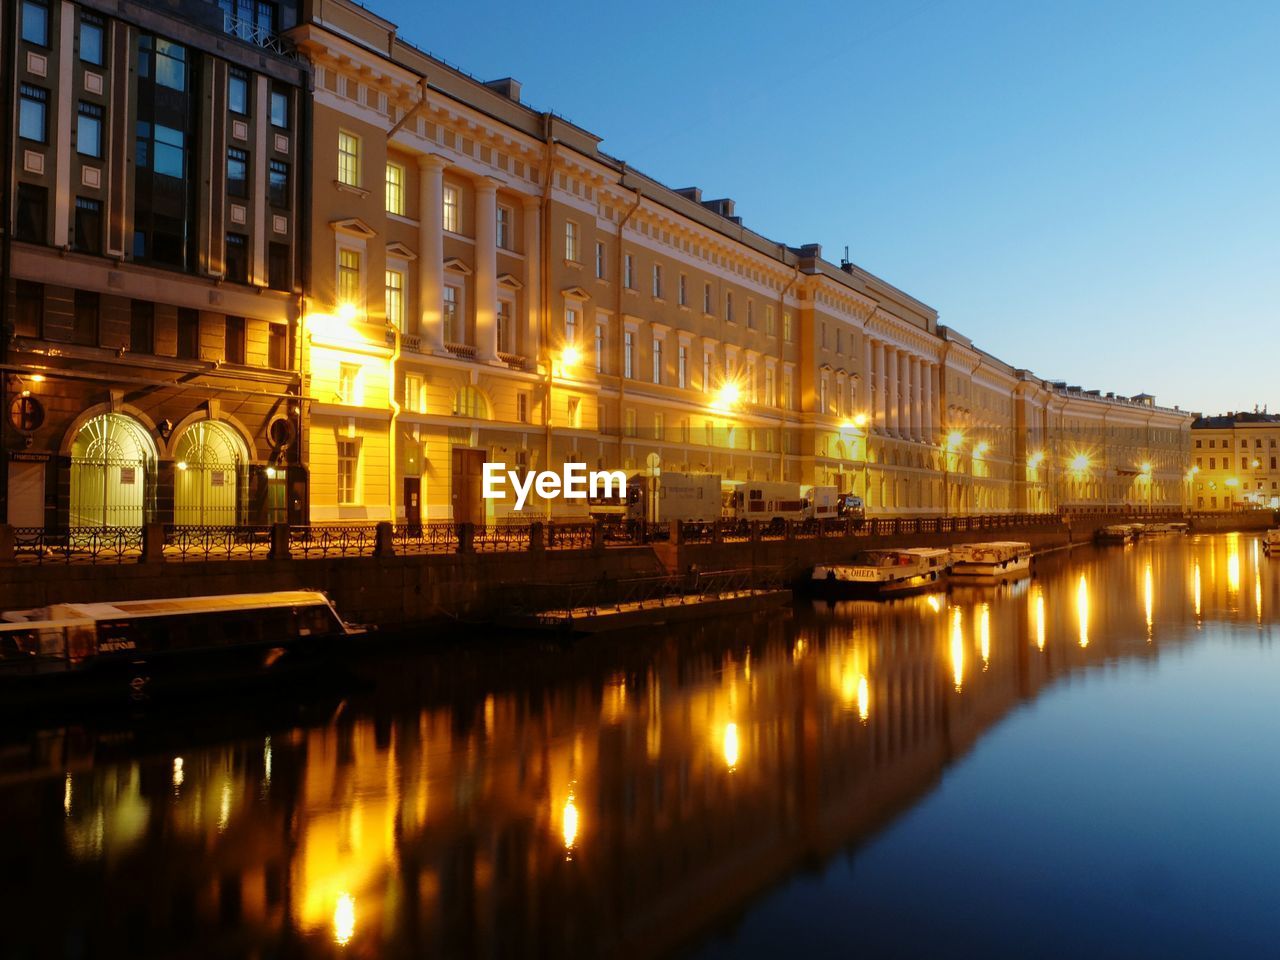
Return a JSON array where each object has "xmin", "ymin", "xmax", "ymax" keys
[
  {"xmin": 1190, "ymin": 412, "xmax": 1280, "ymax": 510},
  {"xmin": 2, "ymin": 0, "xmax": 308, "ymax": 528}
]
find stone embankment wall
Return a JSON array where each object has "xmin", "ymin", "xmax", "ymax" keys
[{"xmin": 0, "ymin": 512, "xmax": 1267, "ymax": 627}]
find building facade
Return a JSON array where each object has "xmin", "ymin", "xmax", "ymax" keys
[
  {"xmin": 288, "ymin": 0, "xmax": 1192, "ymax": 525},
  {"xmin": 2, "ymin": 0, "xmax": 1194, "ymax": 530},
  {"xmin": 1, "ymin": 0, "xmax": 308, "ymax": 529},
  {"xmin": 1190, "ymin": 412, "xmax": 1280, "ymax": 511}
]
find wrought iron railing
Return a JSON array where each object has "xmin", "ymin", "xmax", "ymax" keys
[
  {"xmin": 222, "ymin": 13, "xmax": 296, "ymax": 59},
  {"xmin": 13, "ymin": 527, "xmax": 145, "ymax": 564},
  {"xmin": 164, "ymin": 525, "xmax": 273, "ymax": 561},
  {"xmin": 288, "ymin": 525, "xmax": 378, "ymax": 559},
  {"xmin": 392, "ymin": 522, "xmax": 459, "ymax": 555}
]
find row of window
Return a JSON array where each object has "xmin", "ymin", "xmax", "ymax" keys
[
  {"xmin": 15, "ymin": 182, "xmax": 292, "ymax": 289},
  {"xmin": 21, "ymin": 0, "xmax": 103, "ymax": 63},
  {"xmin": 228, "ymin": 69, "xmax": 291, "ymax": 127},
  {"xmin": 1195, "ymin": 457, "xmax": 1279, "ymax": 471},
  {"xmin": 1194, "ymin": 437, "xmax": 1278, "ymax": 448},
  {"xmin": 13, "ymin": 281, "xmax": 287, "ymax": 366}
]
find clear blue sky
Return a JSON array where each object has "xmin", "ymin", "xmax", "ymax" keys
[{"xmin": 376, "ymin": 0, "xmax": 1278, "ymax": 416}]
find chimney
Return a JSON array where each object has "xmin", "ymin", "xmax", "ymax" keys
[
  {"xmin": 674, "ymin": 187, "xmax": 703, "ymax": 204},
  {"xmin": 483, "ymin": 77, "xmax": 522, "ymax": 102},
  {"xmin": 701, "ymin": 197, "xmax": 735, "ymax": 220}
]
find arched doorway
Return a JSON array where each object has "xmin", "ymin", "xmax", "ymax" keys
[
  {"xmin": 173, "ymin": 420, "xmax": 249, "ymax": 526},
  {"xmin": 70, "ymin": 413, "xmax": 157, "ymax": 527}
]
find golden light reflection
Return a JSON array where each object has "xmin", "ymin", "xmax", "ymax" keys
[
  {"xmin": 1033, "ymin": 587, "xmax": 1046, "ymax": 651},
  {"xmin": 263, "ymin": 737, "xmax": 272, "ymax": 790},
  {"xmin": 1193, "ymin": 561, "xmax": 1202, "ymax": 620},
  {"xmin": 926, "ymin": 594, "xmax": 942, "ymax": 613},
  {"xmin": 978, "ymin": 603, "xmax": 991, "ymax": 669},
  {"xmin": 722, "ymin": 723, "xmax": 740, "ymax": 770},
  {"xmin": 64, "ymin": 773, "xmax": 72, "ymax": 817},
  {"xmin": 1144, "ymin": 562, "xmax": 1154, "ymax": 639},
  {"xmin": 172, "ymin": 757, "xmax": 184, "ymax": 792},
  {"xmin": 1227, "ymin": 534, "xmax": 1241, "ymax": 595},
  {"xmin": 562, "ymin": 791, "xmax": 580, "ymax": 855},
  {"xmin": 1076, "ymin": 574, "xmax": 1090, "ymax": 648},
  {"xmin": 1255, "ymin": 571, "xmax": 1263, "ymax": 625},
  {"xmin": 792, "ymin": 637, "xmax": 807, "ymax": 661},
  {"xmin": 857, "ymin": 675, "xmax": 870, "ymax": 723},
  {"xmin": 333, "ymin": 892, "xmax": 355, "ymax": 946},
  {"xmin": 217, "ymin": 777, "xmax": 232, "ymax": 833},
  {"xmin": 950, "ymin": 606, "xmax": 965, "ymax": 690}
]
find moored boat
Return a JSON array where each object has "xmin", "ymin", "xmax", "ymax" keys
[
  {"xmin": 813, "ymin": 548, "xmax": 951, "ymax": 598},
  {"xmin": 1264, "ymin": 529, "xmax": 1280, "ymax": 555},
  {"xmin": 950, "ymin": 541, "xmax": 1032, "ymax": 580},
  {"xmin": 1096, "ymin": 524, "xmax": 1138, "ymax": 544},
  {"xmin": 0, "ymin": 591, "xmax": 364, "ymax": 703}
]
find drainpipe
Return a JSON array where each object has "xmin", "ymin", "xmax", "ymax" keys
[
  {"xmin": 379, "ymin": 76, "xmax": 427, "ymax": 525},
  {"xmin": 387, "ymin": 324, "xmax": 401, "ymax": 522},
  {"xmin": 295, "ymin": 64, "xmax": 314, "ymax": 521},
  {"xmin": 777, "ymin": 259, "xmax": 800, "ymax": 483},
  {"xmin": 0, "ymin": 0, "xmax": 18, "ymax": 520},
  {"xmin": 540, "ymin": 114, "xmax": 554, "ymax": 517},
  {"xmin": 615, "ymin": 169, "xmax": 642, "ymax": 467}
]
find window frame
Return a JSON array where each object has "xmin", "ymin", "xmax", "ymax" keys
[{"xmin": 337, "ymin": 130, "xmax": 361, "ymax": 187}]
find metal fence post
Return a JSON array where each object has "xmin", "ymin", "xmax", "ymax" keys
[
  {"xmin": 142, "ymin": 523, "xmax": 165, "ymax": 563},
  {"xmin": 457, "ymin": 522, "xmax": 475, "ymax": 554},
  {"xmin": 529, "ymin": 521, "xmax": 545, "ymax": 553},
  {"xmin": 270, "ymin": 523, "xmax": 291, "ymax": 560},
  {"xmin": 374, "ymin": 521, "xmax": 395, "ymax": 558}
]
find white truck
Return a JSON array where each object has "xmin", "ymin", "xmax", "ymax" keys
[
  {"xmin": 626, "ymin": 472, "xmax": 722, "ymax": 524},
  {"xmin": 722, "ymin": 481, "xmax": 808, "ymax": 524}
]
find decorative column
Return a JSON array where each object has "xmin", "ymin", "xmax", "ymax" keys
[
  {"xmin": 910, "ymin": 357, "xmax": 924, "ymax": 441},
  {"xmin": 863, "ymin": 335, "xmax": 874, "ymax": 420},
  {"xmin": 522, "ymin": 196, "xmax": 541, "ymax": 360},
  {"xmin": 922, "ymin": 361, "xmax": 935, "ymax": 445},
  {"xmin": 897, "ymin": 350, "xmax": 911, "ymax": 439},
  {"xmin": 417, "ymin": 155, "xmax": 447, "ymax": 350},
  {"xmin": 474, "ymin": 178, "xmax": 500, "ymax": 362},
  {"xmin": 875, "ymin": 341, "xmax": 887, "ymax": 434},
  {"xmin": 884, "ymin": 345, "xmax": 898, "ymax": 437}
]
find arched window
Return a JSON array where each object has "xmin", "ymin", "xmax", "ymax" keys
[
  {"xmin": 172, "ymin": 420, "xmax": 249, "ymax": 526},
  {"xmin": 70, "ymin": 413, "xmax": 157, "ymax": 527},
  {"xmin": 452, "ymin": 386, "xmax": 491, "ymax": 420}
]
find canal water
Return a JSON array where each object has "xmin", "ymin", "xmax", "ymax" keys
[{"xmin": 1, "ymin": 533, "xmax": 1278, "ymax": 959}]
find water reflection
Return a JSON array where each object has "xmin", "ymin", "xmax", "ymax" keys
[{"xmin": 2, "ymin": 535, "xmax": 1279, "ymax": 958}]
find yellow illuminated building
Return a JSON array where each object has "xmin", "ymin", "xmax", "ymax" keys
[
  {"xmin": 285, "ymin": 0, "xmax": 1192, "ymax": 523},
  {"xmin": 1190, "ymin": 411, "xmax": 1280, "ymax": 511}
]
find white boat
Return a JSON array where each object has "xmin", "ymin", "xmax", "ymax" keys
[
  {"xmin": 950, "ymin": 541, "xmax": 1032, "ymax": 580},
  {"xmin": 0, "ymin": 591, "xmax": 364, "ymax": 701},
  {"xmin": 1264, "ymin": 529, "xmax": 1280, "ymax": 555},
  {"xmin": 813, "ymin": 548, "xmax": 951, "ymax": 598},
  {"xmin": 1096, "ymin": 524, "xmax": 1138, "ymax": 544},
  {"xmin": 1143, "ymin": 522, "xmax": 1189, "ymax": 535}
]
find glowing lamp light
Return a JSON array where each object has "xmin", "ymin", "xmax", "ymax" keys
[
  {"xmin": 562, "ymin": 793, "xmax": 580, "ymax": 853},
  {"xmin": 946, "ymin": 430, "xmax": 965, "ymax": 452},
  {"xmin": 333, "ymin": 893, "xmax": 355, "ymax": 946},
  {"xmin": 1140, "ymin": 462, "xmax": 1153, "ymax": 475},
  {"xmin": 715, "ymin": 382, "xmax": 742, "ymax": 411},
  {"xmin": 560, "ymin": 344, "xmax": 582, "ymax": 369},
  {"xmin": 265, "ymin": 466, "xmax": 278, "ymax": 480},
  {"xmin": 176, "ymin": 461, "xmax": 188, "ymax": 471},
  {"xmin": 336, "ymin": 302, "xmax": 359, "ymax": 324},
  {"xmin": 1070, "ymin": 453, "xmax": 1091, "ymax": 473},
  {"xmin": 973, "ymin": 441, "xmax": 990, "ymax": 457},
  {"xmin": 1252, "ymin": 459, "xmax": 1262, "ymax": 469},
  {"xmin": 1028, "ymin": 450, "xmax": 1045, "ymax": 468},
  {"xmin": 722, "ymin": 722, "xmax": 740, "ymax": 769},
  {"xmin": 1225, "ymin": 477, "xmax": 1239, "ymax": 488},
  {"xmin": 30, "ymin": 374, "xmax": 45, "ymax": 384},
  {"xmin": 852, "ymin": 412, "xmax": 869, "ymax": 429}
]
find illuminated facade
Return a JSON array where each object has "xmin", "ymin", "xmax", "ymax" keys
[
  {"xmin": 1, "ymin": 0, "xmax": 308, "ymax": 528},
  {"xmin": 1190, "ymin": 412, "xmax": 1280, "ymax": 511},
  {"xmin": 288, "ymin": 0, "xmax": 1191, "ymax": 524}
]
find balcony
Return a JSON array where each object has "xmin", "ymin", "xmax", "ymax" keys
[
  {"xmin": 222, "ymin": 12, "xmax": 296, "ymax": 60},
  {"xmin": 498, "ymin": 351, "xmax": 529, "ymax": 371},
  {"xmin": 445, "ymin": 342, "xmax": 477, "ymax": 360}
]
